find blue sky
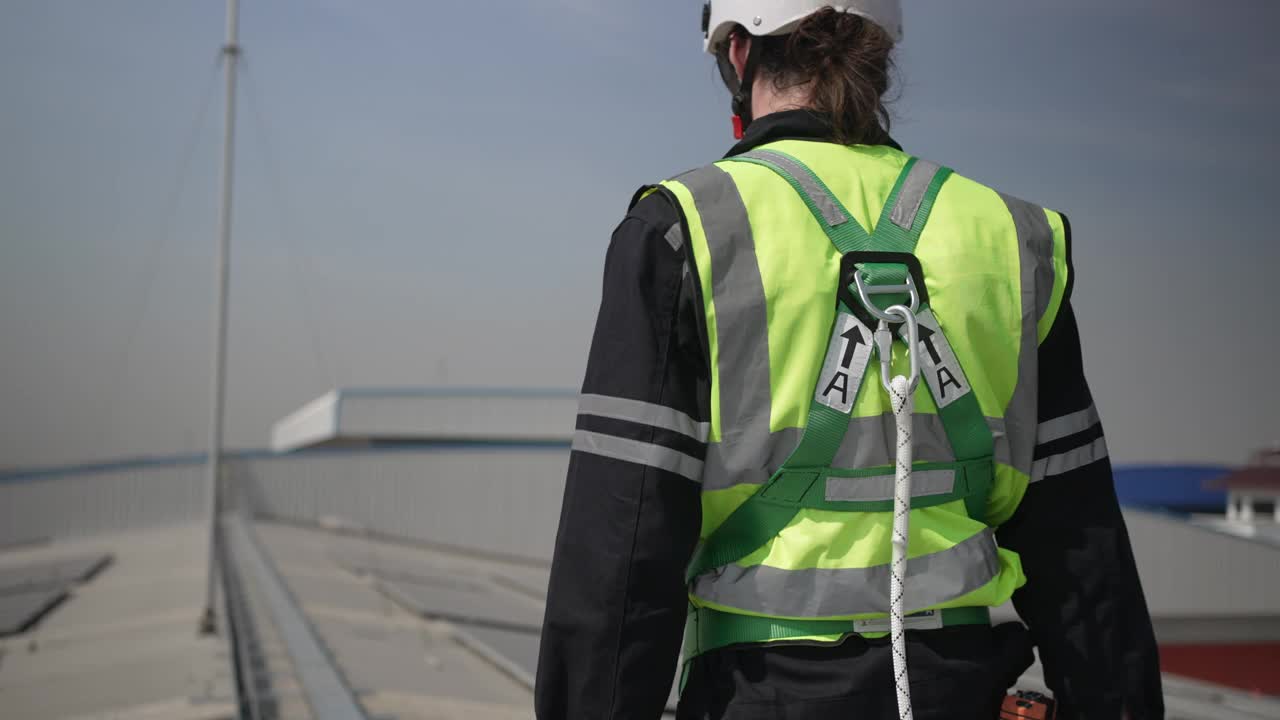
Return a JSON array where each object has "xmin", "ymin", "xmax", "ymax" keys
[{"xmin": 2, "ymin": 0, "xmax": 1277, "ymax": 468}]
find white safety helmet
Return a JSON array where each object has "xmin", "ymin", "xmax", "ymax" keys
[{"xmin": 701, "ymin": 0, "xmax": 903, "ymax": 53}]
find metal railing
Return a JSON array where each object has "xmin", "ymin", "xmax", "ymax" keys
[{"xmin": 221, "ymin": 512, "xmax": 367, "ymax": 720}]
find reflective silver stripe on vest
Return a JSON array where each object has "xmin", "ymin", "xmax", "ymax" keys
[
  {"xmin": 702, "ymin": 415, "xmax": 1010, "ymax": 492},
  {"xmin": 1036, "ymin": 404, "xmax": 1100, "ymax": 444},
  {"xmin": 826, "ymin": 469, "xmax": 956, "ymax": 503},
  {"xmin": 571, "ymin": 430, "xmax": 704, "ymax": 483},
  {"xmin": 1002, "ymin": 194, "xmax": 1057, "ymax": 324},
  {"xmin": 677, "ymin": 165, "xmax": 775, "ymax": 458},
  {"xmin": 999, "ymin": 193, "xmax": 1057, "ymax": 478},
  {"xmin": 740, "ymin": 150, "xmax": 848, "ymax": 226},
  {"xmin": 889, "ymin": 159, "xmax": 942, "ymax": 230},
  {"xmin": 1032, "ymin": 436, "xmax": 1109, "ymax": 482},
  {"xmin": 578, "ymin": 394, "xmax": 709, "ymax": 442},
  {"xmin": 691, "ymin": 528, "xmax": 1001, "ymax": 617}
]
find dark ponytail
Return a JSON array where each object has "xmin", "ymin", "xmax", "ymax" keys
[{"xmin": 757, "ymin": 8, "xmax": 895, "ymax": 145}]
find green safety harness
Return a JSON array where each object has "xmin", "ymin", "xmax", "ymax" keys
[{"xmin": 682, "ymin": 150, "xmax": 998, "ymax": 665}]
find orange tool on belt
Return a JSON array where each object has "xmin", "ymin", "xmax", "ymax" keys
[{"xmin": 1000, "ymin": 690, "xmax": 1056, "ymax": 719}]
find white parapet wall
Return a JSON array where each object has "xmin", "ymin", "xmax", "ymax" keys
[
  {"xmin": 0, "ymin": 459, "xmax": 209, "ymax": 546},
  {"xmin": 245, "ymin": 447, "xmax": 570, "ymax": 563},
  {"xmin": 1124, "ymin": 508, "xmax": 1280, "ymax": 642},
  {"xmin": 0, "ymin": 446, "xmax": 572, "ymax": 563},
  {"xmin": 271, "ymin": 388, "xmax": 579, "ymax": 452},
  {"xmin": 270, "ymin": 390, "xmax": 341, "ymax": 453}
]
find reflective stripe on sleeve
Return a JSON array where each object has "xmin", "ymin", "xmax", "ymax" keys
[
  {"xmin": 1036, "ymin": 404, "xmax": 1100, "ymax": 444},
  {"xmin": 1031, "ymin": 436, "xmax": 1109, "ymax": 482},
  {"xmin": 571, "ymin": 430, "xmax": 705, "ymax": 483},
  {"xmin": 578, "ymin": 394, "xmax": 709, "ymax": 443},
  {"xmin": 663, "ymin": 221, "xmax": 684, "ymax": 252}
]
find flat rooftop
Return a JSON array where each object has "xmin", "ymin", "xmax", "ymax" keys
[
  {"xmin": 251, "ymin": 521, "xmax": 1279, "ymax": 720},
  {"xmin": 0, "ymin": 524, "xmax": 235, "ymax": 720},
  {"xmin": 6, "ymin": 518, "xmax": 1280, "ymax": 719}
]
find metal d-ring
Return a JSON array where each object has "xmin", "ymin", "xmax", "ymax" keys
[{"xmin": 853, "ymin": 271, "xmax": 921, "ymax": 323}]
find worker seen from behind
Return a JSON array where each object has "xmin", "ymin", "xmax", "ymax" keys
[{"xmin": 536, "ymin": 2, "xmax": 1163, "ymax": 718}]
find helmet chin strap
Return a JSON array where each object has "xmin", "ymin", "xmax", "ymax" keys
[{"xmin": 716, "ymin": 34, "xmax": 763, "ymax": 140}]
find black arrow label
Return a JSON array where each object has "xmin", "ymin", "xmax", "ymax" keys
[
  {"xmin": 918, "ymin": 325, "xmax": 943, "ymax": 366},
  {"xmin": 840, "ymin": 325, "xmax": 866, "ymax": 368}
]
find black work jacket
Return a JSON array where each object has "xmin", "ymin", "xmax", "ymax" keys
[{"xmin": 535, "ymin": 110, "xmax": 1164, "ymax": 720}]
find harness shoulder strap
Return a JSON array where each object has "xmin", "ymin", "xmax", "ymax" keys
[{"xmin": 686, "ymin": 149, "xmax": 994, "ymax": 584}]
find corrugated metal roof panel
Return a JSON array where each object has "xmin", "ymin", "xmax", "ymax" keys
[
  {"xmin": 378, "ymin": 576, "xmax": 544, "ymax": 632},
  {"xmin": 0, "ymin": 553, "xmax": 111, "ymax": 594},
  {"xmin": 0, "ymin": 588, "xmax": 67, "ymax": 635}
]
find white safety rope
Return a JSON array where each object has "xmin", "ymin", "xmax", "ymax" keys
[
  {"xmin": 888, "ymin": 372, "xmax": 915, "ymax": 720},
  {"xmin": 860, "ymin": 273, "xmax": 923, "ymax": 720}
]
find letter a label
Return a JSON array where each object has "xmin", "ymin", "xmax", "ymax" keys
[
  {"xmin": 815, "ymin": 313, "xmax": 873, "ymax": 414},
  {"xmin": 900, "ymin": 309, "xmax": 971, "ymax": 409}
]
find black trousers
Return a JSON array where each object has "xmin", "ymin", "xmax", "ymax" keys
[{"xmin": 676, "ymin": 624, "xmax": 1032, "ymax": 720}]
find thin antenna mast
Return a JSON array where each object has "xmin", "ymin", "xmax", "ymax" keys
[{"xmin": 200, "ymin": 0, "xmax": 240, "ymax": 635}]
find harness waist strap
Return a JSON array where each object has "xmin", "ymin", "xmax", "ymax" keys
[{"xmin": 686, "ymin": 604, "xmax": 991, "ymax": 660}]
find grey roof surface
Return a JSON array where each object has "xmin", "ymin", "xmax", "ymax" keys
[
  {"xmin": 266, "ymin": 522, "xmax": 680, "ymax": 713},
  {"xmin": 0, "ymin": 525, "xmax": 235, "ymax": 720},
  {"xmin": 256, "ymin": 521, "xmax": 1280, "ymax": 720},
  {"xmin": 254, "ymin": 522, "xmax": 537, "ymax": 719},
  {"xmin": 4, "ymin": 518, "xmax": 1277, "ymax": 720}
]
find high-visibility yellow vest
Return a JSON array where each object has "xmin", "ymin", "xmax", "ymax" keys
[{"xmin": 651, "ymin": 139, "xmax": 1070, "ymax": 653}]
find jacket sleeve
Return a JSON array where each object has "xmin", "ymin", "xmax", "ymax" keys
[
  {"xmin": 996, "ymin": 299, "xmax": 1165, "ymax": 719},
  {"xmin": 535, "ymin": 193, "xmax": 707, "ymax": 720}
]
